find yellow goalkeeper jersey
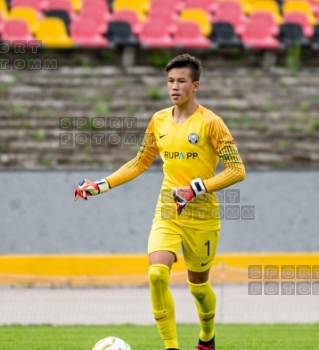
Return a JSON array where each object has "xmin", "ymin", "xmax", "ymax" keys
[{"xmin": 106, "ymin": 104, "xmax": 245, "ymax": 230}]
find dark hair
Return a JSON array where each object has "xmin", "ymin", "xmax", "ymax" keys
[{"xmin": 166, "ymin": 53, "xmax": 202, "ymax": 82}]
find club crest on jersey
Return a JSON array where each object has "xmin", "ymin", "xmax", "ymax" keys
[{"xmin": 188, "ymin": 133, "xmax": 199, "ymax": 144}]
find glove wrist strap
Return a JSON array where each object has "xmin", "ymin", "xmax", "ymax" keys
[
  {"xmin": 190, "ymin": 178, "xmax": 206, "ymax": 196},
  {"xmin": 96, "ymin": 179, "xmax": 110, "ymax": 194}
]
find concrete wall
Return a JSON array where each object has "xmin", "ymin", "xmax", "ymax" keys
[
  {"xmin": 1, "ymin": 66, "xmax": 319, "ymax": 170},
  {"xmin": 1, "ymin": 170, "xmax": 318, "ymax": 254}
]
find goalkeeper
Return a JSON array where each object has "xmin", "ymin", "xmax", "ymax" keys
[{"xmin": 74, "ymin": 54, "xmax": 245, "ymax": 350}]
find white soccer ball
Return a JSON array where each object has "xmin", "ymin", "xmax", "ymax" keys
[{"xmin": 92, "ymin": 336, "xmax": 131, "ymax": 350}]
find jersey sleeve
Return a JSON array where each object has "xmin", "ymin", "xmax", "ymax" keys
[
  {"xmin": 106, "ymin": 116, "xmax": 159, "ymax": 188},
  {"xmin": 203, "ymin": 116, "xmax": 246, "ymax": 192}
]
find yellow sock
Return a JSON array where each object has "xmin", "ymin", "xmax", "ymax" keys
[
  {"xmin": 149, "ymin": 264, "xmax": 178, "ymax": 350},
  {"xmin": 188, "ymin": 279, "xmax": 216, "ymax": 342}
]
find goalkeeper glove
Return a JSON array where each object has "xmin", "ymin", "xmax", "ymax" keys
[
  {"xmin": 172, "ymin": 178, "xmax": 206, "ymax": 215},
  {"xmin": 73, "ymin": 178, "xmax": 109, "ymax": 201}
]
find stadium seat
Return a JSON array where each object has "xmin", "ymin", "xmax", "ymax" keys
[
  {"xmin": 241, "ymin": 12, "xmax": 280, "ymax": 48},
  {"xmin": 107, "ymin": 21, "xmax": 140, "ymax": 46},
  {"xmin": 147, "ymin": 7, "xmax": 178, "ymax": 34},
  {"xmin": 11, "ymin": 0, "xmax": 42, "ymax": 12},
  {"xmin": 179, "ymin": 9, "xmax": 212, "ymax": 36},
  {"xmin": 252, "ymin": 10, "xmax": 279, "ymax": 35},
  {"xmin": 112, "ymin": 9, "xmax": 143, "ymax": 35},
  {"xmin": 284, "ymin": 12, "xmax": 314, "ymax": 38},
  {"xmin": 147, "ymin": 5, "xmax": 177, "ymax": 21},
  {"xmin": 213, "ymin": 1, "xmax": 247, "ymax": 36},
  {"xmin": 139, "ymin": 19, "xmax": 175, "ymax": 47},
  {"xmin": 283, "ymin": 1, "xmax": 318, "ymax": 25},
  {"xmin": 149, "ymin": 0, "xmax": 184, "ymax": 13},
  {"xmin": 35, "ymin": 17, "xmax": 73, "ymax": 47},
  {"xmin": 283, "ymin": 0, "xmax": 319, "ymax": 19},
  {"xmin": 0, "ymin": 0, "xmax": 8, "ymax": 17},
  {"xmin": 210, "ymin": 22, "xmax": 243, "ymax": 47},
  {"xmin": 81, "ymin": 0, "xmax": 111, "ymax": 21},
  {"xmin": 172, "ymin": 21, "xmax": 212, "ymax": 48},
  {"xmin": 249, "ymin": 0, "xmax": 283, "ymax": 24},
  {"xmin": 0, "ymin": 11, "xmax": 3, "ymax": 32},
  {"xmin": 9, "ymin": 7, "xmax": 40, "ymax": 33},
  {"xmin": 279, "ymin": 22, "xmax": 311, "ymax": 46},
  {"xmin": 77, "ymin": 7, "xmax": 109, "ymax": 34},
  {"xmin": 45, "ymin": 10, "xmax": 71, "ymax": 34},
  {"xmin": 71, "ymin": 18, "xmax": 108, "ymax": 47},
  {"xmin": 2, "ymin": 18, "xmax": 34, "ymax": 42},
  {"xmin": 308, "ymin": 0, "xmax": 319, "ymax": 18},
  {"xmin": 113, "ymin": 0, "xmax": 149, "ymax": 17},
  {"xmin": 182, "ymin": 0, "xmax": 216, "ymax": 14},
  {"xmin": 41, "ymin": 0, "xmax": 76, "ymax": 20},
  {"xmin": 82, "ymin": 0, "xmax": 110, "ymax": 11}
]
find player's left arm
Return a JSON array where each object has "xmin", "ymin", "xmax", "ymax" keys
[{"xmin": 203, "ymin": 116, "xmax": 246, "ymax": 192}]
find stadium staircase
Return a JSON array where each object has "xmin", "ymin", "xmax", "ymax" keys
[{"xmin": 0, "ymin": 60, "xmax": 318, "ymax": 170}]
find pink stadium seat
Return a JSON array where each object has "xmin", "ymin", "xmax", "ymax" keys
[
  {"xmin": 71, "ymin": 18, "xmax": 108, "ymax": 47},
  {"xmin": 241, "ymin": 12, "xmax": 280, "ymax": 48},
  {"xmin": 149, "ymin": 0, "xmax": 184, "ymax": 13},
  {"xmin": 148, "ymin": 5, "xmax": 177, "ymax": 20},
  {"xmin": 81, "ymin": 0, "xmax": 111, "ymax": 21},
  {"xmin": 172, "ymin": 21, "xmax": 212, "ymax": 47},
  {"xmin": 182, "ymin": 0, "xmax": 216, "ymax": 14},
  {"xmin": 139, "ymin": 19, "xmax": 175, "ymax": 47},
  {"xmin": 147, "ymin": 7, "xmax": 178, "ymax": 34},
  {"xmin": 0, "ymin": 12, "xmax": 3, "ymax": 33},
  {"xmin": 82, "ymin": 0, "xmax": 110, "ymax": 12},
  {"xmin": 11, "ymin": 0, "xmax": 42, "ymax": 11},
  {"xmin": 284, "ymin": 12, "xmax": 314, "ymax": 38},
  {"xmin": 308, "ymin": 0, "xmax": 319, "ymax": 18},
  {"xmin": 112, "ymin": 9, "xmax": 143, "ymax": 35},
  {"xmin": 2, "ymin": 19, "xmax": 34, "ymax": 42},
  {"xmin": 213, "ymin": 1, "xmax": 247, "ymax": 36},
  {"xmin": 78, "ymin": 7, "xmax": 109, "ymax": 33}
]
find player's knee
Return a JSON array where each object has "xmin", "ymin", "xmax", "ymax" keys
[
  {"xmin": 148, "ymin": 264, "xmax": 170, "ymax": 289},
  {"xmin": 188, "ymin": 281, "xmax": 207, "ymax": 301}
]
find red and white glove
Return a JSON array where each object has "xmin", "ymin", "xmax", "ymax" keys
[
  {"xmin": 73, "ymin": 178, "xmax": 109, "ymax": 201},
  {"xmin": 172, "ymin": 178, "xmax": 207, "ymax": 215}
]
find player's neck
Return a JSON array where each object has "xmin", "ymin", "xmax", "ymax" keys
[{"xmin": 172, "ymin": 101, "xmax": 199, "ymax": 124}]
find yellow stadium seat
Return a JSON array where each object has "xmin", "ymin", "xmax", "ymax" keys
[
  {"xmin": 9, "ymin": 7, "xmax": 39, "ymax": 33},
  {"xmin": 0, "ymin": 0, "xmax": 8, "ymax": 18},
  {"xmin": 35, "ymin": 18, "xmax": 73, "ymax": 48},
  {"xmin": 283, "ymin": 1, "xmax": 317, "ymax": 25},
  {"xmin": 249, "ymin": 0, "xmax": 283, "ymax": 24},
  {"xmin": 71, "ymin": 0, "xmax": 82, "ymax": 12},
  {"xmin": 240, "ymin": 0, "xmax": 254, "ymax": 14},
  {"xmin": 113, "ymin": 0, "xmax": 150, "ymax": 15},
  {"xmin": 180, "ymin": 9, "xmax": 212, "ymax": 36}
]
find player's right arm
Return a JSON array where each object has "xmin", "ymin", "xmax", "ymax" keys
[{"xmin": 73, "ymin": 116, "xmax": 159, "ymax": 201}]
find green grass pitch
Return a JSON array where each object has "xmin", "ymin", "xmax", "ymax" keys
[{"xmin": 0, "ymin": 324, "xmax": 318, "ymax": 349}]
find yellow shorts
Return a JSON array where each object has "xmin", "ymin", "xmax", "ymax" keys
[{"xmin": 148, "ymin": 219, "xmax": 220, "ymax": 272}]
